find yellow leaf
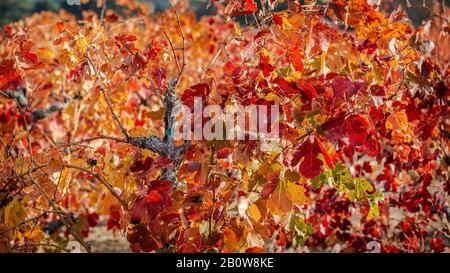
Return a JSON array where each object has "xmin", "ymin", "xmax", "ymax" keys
[
  {"xmin": 36, "ymin": 48, "xmax": 55, "ymax": 61},
  {"xmin": 57, "ymin": 49, "xmax": 71, "ymax": 65},
  {"xmin": 265, "ymin": 92, "xmax": 281, "ymax": 104},
  {"xmin": 100, "ymin": 192, "xmax": 117, "ymax": 214},
  {"xmin": 4, "ymin": 197, "xmax": 27, "ymax": 228},
  {"xmin": 286, "ymin": 181, "xmax": 307, "ymax": 205},
  {"xmin": 13, "ymin": 156, "xmax": 30, "ymax": 176},
  {"xmin": 70, "ymin": 157, "xmax": 88, "ymax": 168},
  {"xmin": 234, "ymin": 24, "xmax": 242, "ymax": 37},
  {"xmin": 76, "ymin": 37, "xmax": 88, "ymax": 54},
  {"xmin": 247, "ymin": 203, "xmax": 261, "ymax": 222},
  {"xmin": 267, "ymin": 181, "xmax": 292, "ymax": 215},
  {"xmin": 58, "ymin": 168, "xmax": 73, "ymax": 195},
  {"xmin": 22, "ymin": 228, "xmax": 45, "ymax": 243},
  {"xmin": 275, "ymin": 11, "xmax": 293, "ymax": 30},
  {"xmin": 110, "ymin": 81, "xmax": 128, "ymax": 103},
  {"xmin": 386, "ymin": 110, "xmax": 408, "ymax": 132},
  {"xmin": 367, "ymin": 203, "xmax": 380, "ymax": 220}
]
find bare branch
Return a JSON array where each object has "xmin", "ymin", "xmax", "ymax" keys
[
  {"xmin": 128, "ymin": 135, "xmax": 167, "ymax": 156},
  {"xmin": 162, "ymin": 15, "xmax": 182, "ymax": 75},
  {"xmin": 100, "ymin": 0, "xmax": 108, "ymax": 25},
  {"xmin": 147, "ymin": 76, "xmax": 164, "ymax": 102},
  {"xmin": 1, "ymin": 87, "xmax": 27, "ymax": 108},
  {"xmin": 31, "ymin": 97, "xmax": 71, "ymax": 123},
  {"xmin": 3, "ymin": 86, "xmax": 79, "ymax": 127},
  {"xmin": 169, "ymin": 0, "xmax": 186, "ymax": 82},
  {"xmin": 163, "ymin": 79, "xmax": 180, "ymax": 146}
]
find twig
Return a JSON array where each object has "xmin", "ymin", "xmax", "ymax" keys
[
  {"xmin": 0, "ymin": 213, "xmax": 45, "ymax": 235},
  {"xmin": 207, "ymin": 145, "xmax": 216, "ymax": 244},
  {"xmin": 147, "ymin": 76, "xmax": 164, "ymax": 102},
  {"xmin": 161, "ymin": 15, "xmax": 182, "ymax": 75},
  {"xmin": 25, "ymin": 171, "xmax": 92, "ymax": 253},
  {"xmin": 169, "ymin": 0, "xmax": 186, "ymax": 82},
  {"xmin": 100, "ymin": 0, "xmax": 108, "ymax": 25},
  {"xmin": 100, "ymin": 87, "xmax": 130, "ymax": 140},
  {"xmin": 30, "ymin": 97, "xmax": 71, "ymax": 124},
  {"xmin": 57, "ymin": 135, "xmax": 128, "ymax": 146},
  {"xmin": 64, "ymin": 164, "xmax": 129, "ymax": 211}
]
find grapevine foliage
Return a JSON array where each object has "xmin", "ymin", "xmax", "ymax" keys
[{"xmin": 0, "ymin": 0, "xmax": 449, "ymax": 253}]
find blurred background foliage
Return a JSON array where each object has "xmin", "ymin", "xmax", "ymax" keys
[{"xmin": 0, "ymin": 0, "xmax": 448, "ymax": 27}]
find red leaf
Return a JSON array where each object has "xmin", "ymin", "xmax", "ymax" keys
[
  {"xmin": 258, "ymin": 53, "xmax": 275, "ymax": 77},
  {"xmin": 274, "ymin": 77, "xmax": 300, "ymax": 96},
  {"xmin": 290, "ymin": 139, "xmax": 320, "ymax": 167},
  {"xmin": 370, "ymin": 84, "xmax": 385, "ymax": 96},
  {"xmin": 69, "ymin": 62, "xmax": 88, "ymax": 80},
  {"xmin": 127, "ymin": 223, "xmax": 162, "ymax": 252},
  {"xmin": 4, "ymin": 25, "xmax": 12, "ymax": 37},
  {"xmin": 272, "ymin": 14, "xmax": 283, "ymax": 26},
  {"xmin": 134, "ymin": 119, "xmax": 144, "ymax": 126},
  {"xmin": 254, "ymin": 29, "xmax": 271, "ymax": 40},
  {"xmin": 331, "ymin": 76, "xmax": 366, "ymax": 98},
  {"xmin": 0, "ymin": 59, "xmax": 20, "ymax": 90},
  {"xmin": 18, "ymin": 51, "xmax": 44, "ymax": 69},
  {"xmin": 314, "ymin": 135, "xmax": 334, "ymax": 169},
  {"xmin": 130, "ymin": 196, "xmax": 148, "ymax": 221},
  {"xmin": 260, "ymin": 171, "xmax": 280, "ymax": 198},
  {"xmin": 223, "ymin": 61, "xmax": 242, "ymax": 78},
  {"xmin": 320, "ymin": 112, "xmax": 346, "ymax": 144},
  {"xmin": 369, "ymin": 106, "xmax": 384, "ymax": 125},
  {"xmin": 344, "ymin": 114, "xmax": 370, "ymax": 146},
  {"xmin": 298, "ymin": 82, "xmax": 317, "ymax": 103},
  {"xmin": 115, "ymin": 33, "xmax": 137, "ymax": 44},
  {"xmin": 288, "ymin": 47, "xmax": 304, "ymax": 72},
  {"xmin": 245, "ymin": 247, "xmax": 264, "ymax": 253},
  {"xmin": 291, "ymin": 139, "xmax": 325, "ymax": 178},
  {"xmin": 181, "ymin": 83, "xmax": 210, "ymax": 108},
  {"xmin": 0, "ymin": 112, "xmax": 12, "ymax": 124},
  {"xmin": 107, "ymin": 204, "xmax": 122, "ymax": 231},
  {"xmin": 299, "ymin": 155, "xmax": 323, "ymax": 178},
  {"xmin": 217, "ymin": 147, "xmax": 232, "ymax": 159},
  {"xmin": 87, "ymin": 212, "xmax": 99, "ymax": 227},
  {"xmin": 405, "ymin": 99, "xmax": 421, "ymax": 122},
  {"xmin": 130, "ymin": 180, "xmax": 172, "ymax": 221},
  {"xmin": 130, "ymin": 156, "xmax": 155, "ymax": 180},
  {"xmin": 243, "ymin": 0, "xmax": 258, "ymax": 13},
  {"xmin": 277, "ymin": 229, "xmax": 286, "ymax": 246},
  {"xmin": 146, "ymin": 190, "xmax": 162, "ymax": 203}
]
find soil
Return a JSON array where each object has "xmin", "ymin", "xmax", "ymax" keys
[{"xmin": 85, "ymin": 224, "xmax": 131, "ymax": 253}]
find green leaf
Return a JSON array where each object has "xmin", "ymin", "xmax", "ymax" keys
[
  {"xmin": 311, "ymin": 172, "xmax": 327, "ymax": 189},
  {"xmin": 367, "ymin": 202, "xmax": 380, "ymax": 221}
]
